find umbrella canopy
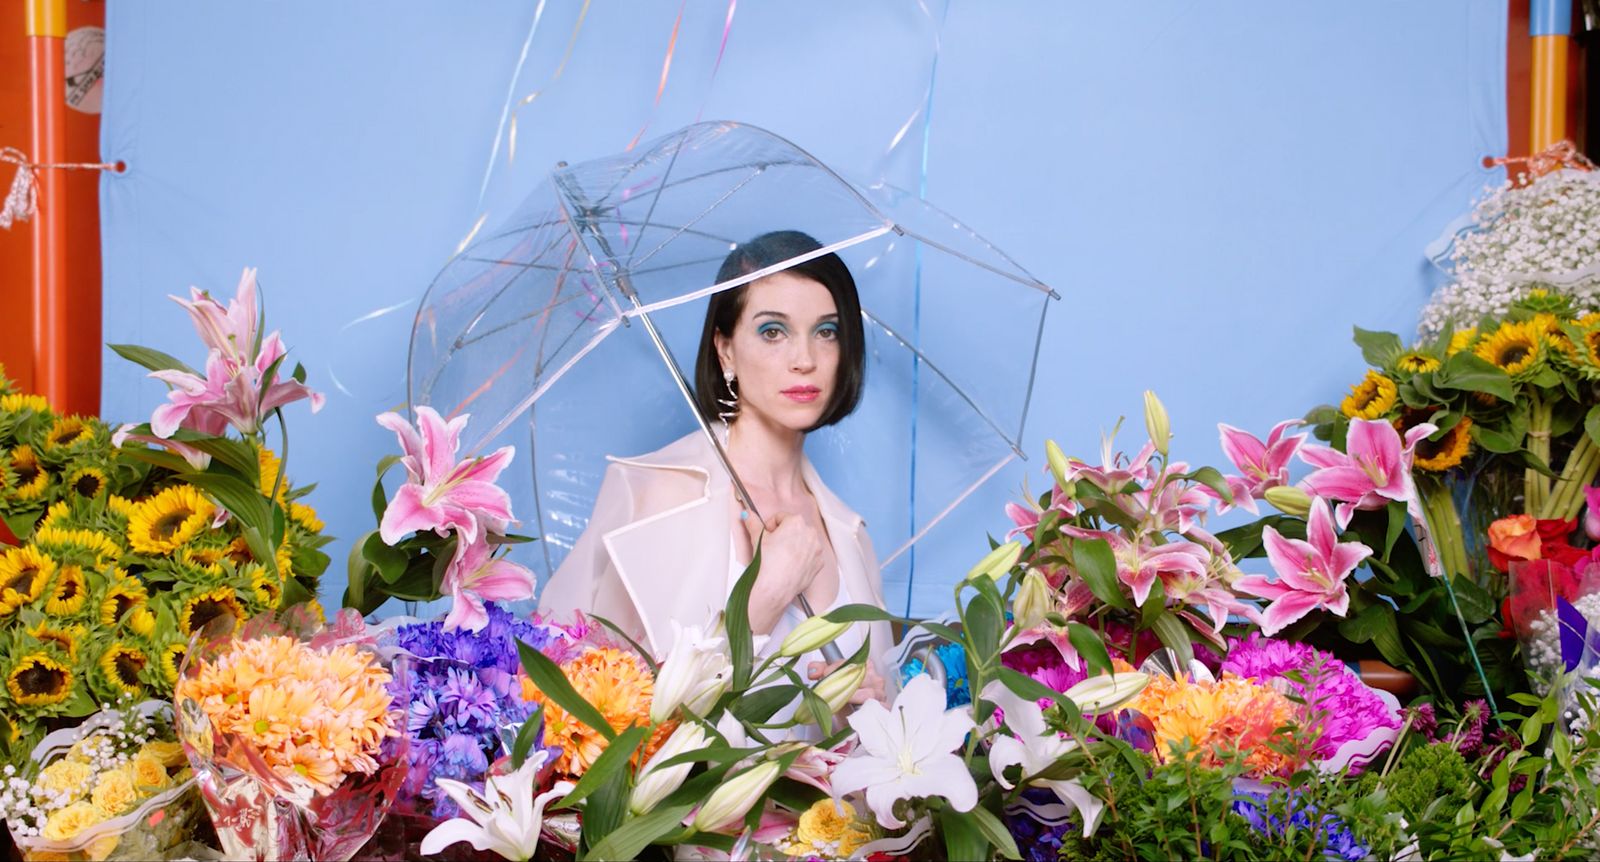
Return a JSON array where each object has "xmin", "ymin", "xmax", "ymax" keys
[{"xmin": 409, "ymin": 121, "xmax": 1055, "ymax": 610}]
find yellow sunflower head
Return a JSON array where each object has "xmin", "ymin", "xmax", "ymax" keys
[
  {"xmin": 28, "ymin": 621, "xmax": 85, "ymax": 661},
  {"xmin": 249, "ymin": 566, "xmax": 282, "ymax": 610},
  {"xmin": 1475, "ymin": 321, "xmax": 1543, "ymax": 379},
  {"xmin": 1446, "ymin": 327, "xmax": 1479, "ymax": 356},
  {"xmin": 160, "ymin": 642, "xmax": 188, "ymax": 685},
  {"xmin": 98, "ymin": 643, "xmax": 148, "ymax": 696},
  {"xmin": 106, "ymin": 495, "xmax": 136, "ymax": 518},
  {"xmin": 38, "ymin": 500, "xmax": 72, "ymax": 530},
  {"xmin": 126, "ymin": 606, "xmax": 157, "ymax": 638},
  {"xmin": 1411, "ymin": 418, "xmax": 1474, "ymax": 472},
  {"xmin": 99, "ymin": 574, "xmax": 149, "ymax": 627},
  {"xmin": 1393, "ymin": 350, "xmax": 1442, "ymax": 375},
  {"xmin": 8, "ymin": 653, "xmax": 73, "ymax": 707},
  {"xmin": 66, "ymin": 467, "xmax": 108, "ymax": 502},
  {"xmin": 257, "ymin": 448, "xmax": 288, "ymax": 505},
  {"xmin": 126, "ymin": 485, "xmax": 215, "ymax": 555},
  {"xmin": 1340, "ymin": 370, "xmax": 1398, "ymax": 420},
  {"xmin": 32, "ymin": 525, "xmax": 124, "ymax": 568},
  {"xmin": 180, "ymin": 587, "xmax": 245, "ymax": 637},
  {"xmin": 5, "ymin": 445, "xmax": 48, "ymax": 500},
  {"xmin": 45, "ymin": 563, "xmax": 88, "ymax": 616},
  {"xmin": 288, "ymin": 502, "xmax": 324, "ymax": 534},
  {"xmin": 0, "ymin": 393, "xmax": 51, "ymax": 416},
  {"xmin": 0, "ymin": 546, "xmax": 57, "ymax": 615},
  {"xmin": 44, "ymin": 416, "xmax": 92, "ymax": 452}
]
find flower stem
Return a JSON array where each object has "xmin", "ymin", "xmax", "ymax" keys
[
  {"xmin": 1542, "ymin": 432, "xmax": 1599, "ymax": 521},
  {"xmin": 1525, "ymin": 393, "xmax": 1553, "ymax": 513},
  {"xmin": 1420, "ymin": 481, "xmax": 1470, "ymax": 580}
]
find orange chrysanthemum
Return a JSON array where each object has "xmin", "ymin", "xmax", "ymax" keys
[
  {"xmin": 521, "ymin": 647, "xmax": 673, "ymax": 777},
  {"xmin": 1126, "ymin": 672, "xmax": 1299, "ymax": 776}
]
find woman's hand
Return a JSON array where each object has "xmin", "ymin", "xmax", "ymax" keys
[
  {"xmin": 808, "ymin": 659, "xmax": 888, "ymax": 706},
  {"xmin": 745, "ymin": 511, "xmax": 826, "ymax": 634}
]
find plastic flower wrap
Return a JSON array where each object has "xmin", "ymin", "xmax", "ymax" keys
[
  {"xmin": 174, "ymin": 606, "xmax": 407, "ymax": 861},
  {"xmin": 1508, "ymin": 559, "xmax": 1600, "ymax": 723},
  {"xmin": 1, "ymin": 699, "xmax": 203, "ymax": 861}
]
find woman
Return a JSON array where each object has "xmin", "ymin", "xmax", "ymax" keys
[{"xmin": 538, "ymin": 230, "xmax": 893, "ymax": 703}]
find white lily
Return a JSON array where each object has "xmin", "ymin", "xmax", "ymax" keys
[
  {"xmin": 419, "ymin": 749, "xmax": 574, "ymax": 861},
  {"xmin": 629, "ymin": 721, "xmax": 708, "ymax": 815},
  {"xmin": 651, "ymin": 616, "xmax": 733, "ymax": 723},
  {"xmin": 980, "ymin": 680, "xmax": 1105, "ymax": 837},
  {"xmin": 830, "ymin": 673, "xmax": 976, "ymax": 828}
]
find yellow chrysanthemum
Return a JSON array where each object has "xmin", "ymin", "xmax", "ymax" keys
[
  {"xmin": 1446, "ymin": 327, "xmax": 1478, "ymax": 356},
  {"xmin": 1393, "ymin": 350, "xmax": 1442, "ymax": 374},
  {"xmin": 99, "ymin": 643, "xmax": 148, "ymax": 695},
  {"xmin": 126, "ymin": 484, "xmax": 214, "ymax": 555},
  {"xmin": 33, "ymin": 525, "xmax": 123, "ymax": 567},
  {"xmin": 66, "ymin": 467, "xmax": 107, "ymax": 501},
  {"xmin": 100, "ymin": 575, "xmax": 149, "ymax": 627},
  {"xmin": 29, "ymin": 621, "xmax": 85, "ymax": 661},
  {"xmin": 180, "ymin": 587, "xmax": 246, "ymax": 636},
  {"xmin": 250, "ymin": 567, "xmax": 282, "ymax": 609},
  {"xmin": 0, "ymin": 393, "xmax": 50, "ymax": 414},
  {"xmin": 288, "ymin": 502, "xmax": 324, "ymax": 533},
  {"xmin": 1411, "ymin": 418, "xmax": 1474, "ymax": 472},
  {"xmin": 1340, "ymin": 370, "xmax": 1398, "ymax": 420},
  {"xmin": 160, "ymin": 643, "xmax": 188, "ymax": 685},
  {"xmin": 7, "ymin": 652, "xmax": 73, "ymax": 706},
  {"xmin": 1475, "ymin": 321, "xmax": 1543, "ymax": 379},
  {"xmin": 45, "ymin": 416, "xmax": 92, "ymax": 451},
  {"xmin": 36, "ymin": 759, "xmax": 93, "ymax": 800},
  {"xmin": 45, "ymin": 564, "xmax": 88, "ymax": 616},
  {"xmin": 257, "ymin": 447, "xmax": 288, "ymax": 505},
  {"xmin": 5, "ymin": 444, "xmax": 48, "ymax": 500},
  {"xmin": 89, "ymin": 767, "xmax": 137, "ymax": 816},
  {"xmin": 0, "ymin": 545, "xmax": 54, "ymax": 614},
  {"xmin": 521, "ymin": 647, "xmax": 672, "ymax": 777},
  {"xmin": 127, "ymin": 755, "xmax": 170, "ymax": 792}
]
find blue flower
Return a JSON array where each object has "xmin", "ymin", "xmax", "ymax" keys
[{"xmin": 1231, "ymin": 792, "xmax": 1368, "ymax": 861}]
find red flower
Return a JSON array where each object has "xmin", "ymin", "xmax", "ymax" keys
[{"xmin": 1503, "ymin": 559, "xmax": 1584, "ymax": 639}]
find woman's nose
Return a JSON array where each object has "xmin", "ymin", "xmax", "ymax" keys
[{"xmin": 790, "ymin": 341, "xmax": 816, "ymax": 372}]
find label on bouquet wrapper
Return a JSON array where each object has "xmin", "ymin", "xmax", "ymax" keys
[{"xmin": 64, "ymin": 27, "xmax": 105, "ymax": 114}]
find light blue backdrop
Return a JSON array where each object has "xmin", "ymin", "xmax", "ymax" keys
[{"xmin": 100, "ymin": 2, "xmax": 1507, "ymax": 618}]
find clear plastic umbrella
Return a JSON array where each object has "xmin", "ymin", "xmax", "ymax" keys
[{"xmin": 408, "ymin": 121, "xmax": 1055, "ymax": 618}]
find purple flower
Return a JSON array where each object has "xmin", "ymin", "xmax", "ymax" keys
[
  {"xmin": 1407, "ymin": 703, "xmax": 1439, "ymax": 741},
  {"xmin": 1222, "ymin": 634, "xmax": 1399, "ymax": 766},
  {"xmin": 1233, "ymin": 792, "xmax": 1368, "ymax": 861},
  {"xmin": 1455, "ymin": 700, "xmax": 1488, "ymax": 757}
]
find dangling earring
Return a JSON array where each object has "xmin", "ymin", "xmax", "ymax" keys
[{"xmin": 718, "ymin": 369, "xmax": 740, "ymax": 431}]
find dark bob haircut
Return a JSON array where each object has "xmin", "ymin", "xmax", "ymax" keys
[{"xmin": 693, "ymin": 230, "xmax": 866, "ymax": 432}]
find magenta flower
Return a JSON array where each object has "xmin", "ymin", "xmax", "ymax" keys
[
  {"xmin": 376, "ymin": 406, "xmax": 515, "ymax": 545},
  {"xmin": 1299, "ymin": 418, "xmax": 1435, "ymax": 529},
  {"xmin": 1585, "ymin": 487, "xmax": 1600, "ymax": 543},
  {"xmin": 441, "ymin": 535, "xmax": 536, "ymax": 632},
  {"xmin": 1206, "ymin": 420, "xmax": 1305, "ymax": 514},
  {"xmin": 1235, "ymin": 498, "xmax": 1372, "ymax": 635},
  {"xmin": 1064, "ymin": 527, "xmax": 1210, "ymax": 607}
]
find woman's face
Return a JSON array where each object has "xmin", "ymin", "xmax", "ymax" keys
[{"xmin": 715, "ymin": 271, "xmax": 841, "ymax": 434}]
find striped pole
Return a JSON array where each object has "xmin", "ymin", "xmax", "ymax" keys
[{"xmin": 1529, "ymin": 0, "xmax": 1572, "ymax": 152}]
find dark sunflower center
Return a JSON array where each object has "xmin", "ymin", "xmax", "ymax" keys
[
  {"xmin": 188, "ymin": 597, "xmax": 236, "ymax": 632},
  {"xmin": 72, "ymin": 474, "xmax": 102, "ymax": 497},
  {"xmin": 225, "ymin": 543, "xmax": 253, "ymax": 566},
  {"xmin": 13, "ymin": 459, "xmax": 39, "ymax": 485},
  {"xmin": 166, "ymin": 647, "xmax": 186, "ymax": 672},
  {"xmin": 1415, "ymin": 435, "xmax": 1449, "ymax": 460},
  {"xmin": 151, "ymin": 510, "xmax": 193, "ymax": 540},
  {"xmin": 18, "ymin": 662, "xmax": 66, "ymax": 696},
  {"xmin": 55, "ymin": 574, "xmax": 80, "ymax": 602},
  {"xmin": 1497, "ymin": 343, "xmax": 1531, "ymax": 366},
  {"xmin": 112, "ymin": 592, "xmax": 138, "ymax": 619},
  {"xmin": 113, "ymin": 650, "xmax": 146, "ymax": 686},
  {"xmin": 38, "ymin": 631, "xmax": 71, "ymax": 654},
  {"xmin": 50, "ymin": 426, "xmax": 86, "ymax": 447},
  {"xmin": 4, "ymin": 567, "xmax": 36, "ymax": 593}
]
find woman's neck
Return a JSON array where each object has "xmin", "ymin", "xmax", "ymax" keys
[{"xmin": 725, "ymin": 416, "xmax": 807, "ymax": 499}]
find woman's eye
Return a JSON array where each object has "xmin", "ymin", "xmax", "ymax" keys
[
  {"xmin": 757, "ymin": 324, "xmax": 786, "ymax": 340},
  {"xmin": 815, "ymin": 324, "xmax": 839, "ymax": 340}
]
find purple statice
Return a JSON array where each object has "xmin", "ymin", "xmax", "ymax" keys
[
  {"xmin": 1222, "ymin": 634, "xmax": 1400, "ymax": 765},
  {"xmin": 390, "ymin": 602, "xmax": 561, "ymax": 820},
  {"xmin": 1232, "ymin": 792, "xmax": 1368, "ymax": 862}
]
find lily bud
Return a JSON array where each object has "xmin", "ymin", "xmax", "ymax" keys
[
  {"xmin": 1045, "ymin": 439, "xmax": 1074, "ymax": 493},
  {"xmin": 807, "ymin": 660, "xmax": 869, "ymax": 723},
  {"xmin": 1012, "ymin": 569, "xmax": 1052, "ymax": 632},
  {"xmin": 691, "ymin": 760, "xmax": 782, "ymax": 833},
  {"xmin": 651, "ymin": 620, "xmax": 732, "ymax": 724},
  {"xmin": 628, "ymin": 722, "xmax": 707, "ymax": 815},
  {"xmin": 1264, "ymin": 485, "xmax": 1313, "ymax": 518},
  {"xmin": 966, "ymin": 540, "xmax": 1023, "ymax": 582},
  {"xmin": 1143, "ymin": 390, "xmax": 1171, "ymax": 456},
  {"xmin": 777, "ymin": 615, "xmax": 852, "ymax": 658},
  {"xmin": 1063, "ymin": 671, "xmax": 1150, "ymax": 714}
]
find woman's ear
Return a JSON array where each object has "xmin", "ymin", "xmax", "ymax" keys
[{"xmin": 714, "ymin": 331, "xmax": 734, "ymax": 377}]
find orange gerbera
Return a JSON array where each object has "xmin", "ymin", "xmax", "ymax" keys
[
  {"xmin": 521, "ymin": 646, "xmax": 673, "ymax": 777},
  {"xmin": 1126, "ymin": 672, "xmax": 1298, "ymax": 776}
]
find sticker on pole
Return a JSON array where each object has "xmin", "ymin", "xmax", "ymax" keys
[{"xmin": 64, "ymin": 27, "xmax": 105, "ymax": 114}]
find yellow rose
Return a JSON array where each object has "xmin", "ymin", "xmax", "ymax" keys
[
  {"xmin": 40, "ymin": 801, "xmax": 120, "ymax": 861},
  {"xmin": 89, "ymin": 768, "xmax": 137, "ymax": 816},
  {"xmin": 127, "ymin": 755, "xmax": 169, "ymax": 791},
  {"xmin": 35, "ymin": 759, "xmax": 93, "ymax": 800},
  {"xmin": 138, "ymin": 739, "xmax": 186, "ymax": 768}
]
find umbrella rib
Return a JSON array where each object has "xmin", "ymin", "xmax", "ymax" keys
[
  {"xmin": 621, "ymin": 132, "xmax": 690, "ymax": 272},
  {"xmin": 626, "ymin": 165, "xmax": 764, "ymax": 271},
  {"xmin": 1013, "ymin": 295, "xmax": 1052, "ymax": 447},
  {"xmin": 880, "ymin": 452, "xmax": 1016, "ymax": 569},
  {"xmin": 900, "ymin": 231, "xmax": 1056, "ymax": 295}
]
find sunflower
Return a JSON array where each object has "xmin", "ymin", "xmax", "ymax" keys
[
  {"xmin": 180, "ymin": 587, "xmax": 246, "ymax": 636},
  {"xmin": 28, "ymin": 621, "xmax": 84, "ymax": 661},
  {"xmin": 249, "ymin": 567, "xmax": 282, "ymax": 610},
  {"xmin": 1475, "ymin": 321, "xmax": 1543, "ymax": 379},
  {"xmin": 66, "ymin": 467, "xmax": 107, "ymax": 501},
  {"xmin": 44, "ymin": 416, "xmax": 91, "ymax": 451},
  {"xmin": 45, "ymin": 564, "xmax": 87, "ymax": 616},
  {"xmin": 126, "ymin": 606, "xmax": 157, "ymax": 638},
  {"xmin": 274, "ymin": 546, "xmax": 295, "ymax": 582},
  {"xmin": 223, "ymin": 536, "xmax": 254, "ymax": 567},
  {"xmin": 1340, "ymin": 370, "xmax": 1398, "ymax": 420},
  {"xmin": 5, "ymin": 445, "xmax": 48, "ymax": 500},
  {"xmin": 0, "ymin": 546, "xmax": 56, "ymax": 615},
  {"xmin": 288, "ymin": 502, "xmax": 324, "ymax": 533},
  {"xmin": 1446, "ymin": 327, "xmax": 1479, "ymax": 356},
  {"xmin": 106, "ymin": 495, "xmax": 136, "ymax": 518},
  {"xmin": 0, "ymin": 393, "xmax": 50, "ymax": 414},
  {"xmin": 7, "ymin": 653, "xmax": 72, "ymax": 706},
  {"xmin": 126, "ymin": 485, "xmax": 214, "ymax": 555},
  {"xmin": 257, "ymin": 448, "xmax": 288, "ymax": 505},
  {"xmin": 1530, "ymin": 313, "xmax": 1577, "ymax": 360},
  {"xmin": 99, "ymin": 574, "xmax": 149, "ymax": 627},
  {"xmin": 32, "ymin": 525, "xmax": 123, "ymax": 567},
  {"xmin": 1393, "ymin": 350, "xmax": 1442, "ymax": 375},
  {"xmin": 38, "ymin": 500, "xmax": 71, "ymax": 530},
  {"xmin": 1412, "ymin": 418, "xmax": 1474, "ymax": 472},
  {"xmin": 160, "ymin": 643, "xmax": 188, "ymax": 684},
  {"xmin": 98, "ymin": 643, "xmax": 148, "ymax": 695}
]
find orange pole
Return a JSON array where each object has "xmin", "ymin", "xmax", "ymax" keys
[
  {"xmin": 26, "ymin": 0, "xmax": 79, "ymax": 413},
  {"xmin": 1528, "ymin": 0, "xmax": 1571, "ymax": 152}
]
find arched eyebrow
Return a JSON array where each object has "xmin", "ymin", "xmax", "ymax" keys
[{"xmin": 751, "ymin": 311, "xmax": 840, "ymax": 322}]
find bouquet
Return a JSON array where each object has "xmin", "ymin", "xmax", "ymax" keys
[{"xmin": 174, "ymin": 607, "xmax": 406, "ymax": 861}]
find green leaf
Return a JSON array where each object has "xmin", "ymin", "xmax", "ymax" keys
[
  {"xmin": 940, "ymin": 806, "xmax": 991, "ymax": 862},
  {"xmin": 821, "ymin": 603, "xmax": 902, "ymax": 624},
  {"xmin": 726, "ymin": 544, "xmax": 761, "ymax": 692},
  {"xmin": 1066, "ymin": 622, "xmax": 1114, "ymax": 678},
  {"xmin": 1149, "ymin": 613, "xmax": 1193, "ymax": 667},
  {"xmin": 969, "ymin": 804, "xmax": 1022, "ymax": 860},
  {"xmin": 171, "ymin": 433, "xmax": 260, "ymax": 480},
  {"xmin": 1353, "ymin": 326, "xmax": 1404, "ymax": 368},
  {"xmin": 183, "ymin": 472, "xmax": 273, "ymax": 537},
  {"xmin": 291, "ymin": 362, "xmax": 307, "ymax": 384},
  {"xmin": 370, "ymin": 454, "xmax": 401, "ymax": 522},
  {"xmin": 1384, "ymin": 500, "xmax": 1407, "ymax": 559},
  {"xmin": 731, "ymin": 685, "xmax": 804, "ymax": 724},
  {"xmin": 1180, "ymin": 466, "xmax": 1232, "ymax": 505},
  {"xmin": 1586, "ymin": 405, "xmax": 1600, "ymax": 448},
  {"xmin": 965, "ymin": 586, "xmax": 1005, "ymax": 666},
  {"xmin": 1072, "ymin": 538, "xmax": 1129, "ymax": 610},
  {"xmin": 1450, "ymin": 577, "xmax": 1495, "ymax": 624},
  {"xmin": 518, "ymin": 640, "xmax": 616, "ymax": 740},
  {"xmin": 1517, "ymin": 448, "xmax": 1558, "ymax": 478},
  {"xmin": 511, "ymin": 705, "xmax": 544, "ymax": 768},
  {"xmin": 996, "ymin": 667, "xmax": 1081, "ymax": 724},
  {"xmin": 1435, "ymin": 350, "xmax": 1515, "ymax": 402},
  {"xmin": 362, "ymin": 532, "xmax": 410, "ymax": 584},
  {"xmin": 582, "ymin": 803, "xmax": 696, "ymax": 862},
  {"xmin": 579, "ymin": 766, "xmax": 628, "ymax": 857},
  {"xmin": 1470, "ymin": 422, "xmax": 1523, "ymax": 454},
  {"xmin": 107, "ymin": 343, "xmax": 199, "ymax": 377},
  {"xmin": 558, "ymin": 724, "xmax": 647, "ymax": 810}
]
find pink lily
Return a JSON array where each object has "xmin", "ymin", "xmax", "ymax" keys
[
  {"xmin": 1127, "ymin": 464, "xmax": 1211, "ymax": 533},
  {"xmin": 1064, "ymin": 436, "xmax": 1157, "ymax": 494},
  {"xmin": 1235, "ymin": 497, "xmax": 1372, "ymax": 635},
  {"xmin": 171, "ymin": 268, "xmax": 260, "ymax": 364},
  {"xmin": 110, "ymin": 424, "xmax": 214, "ymax": 470},
  {"xmin": 442, "ymin": 535, "xmax": 536, "ymax": 632},
  {"xmin": 1300, "ymin": 418, "xmax": 1436, "ymax": 529},
  {"xmin": 1004, "ymin": 487, "xmax": 1078, "ymax": 541},
  {"xmin": 1063, "ymin": 527, "xmax": 1210, "ymax": 607},
  {"xmin": 1585, "ymin": 487, "xmax": 1600, "ymax": 543},
  {"xmin": 1204, "ymin": 420, "xmax": 1306, "ymax": 515},
  {"xmin": 376, "ymin": 406, "xmax": 515, "ymax": 545}
]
